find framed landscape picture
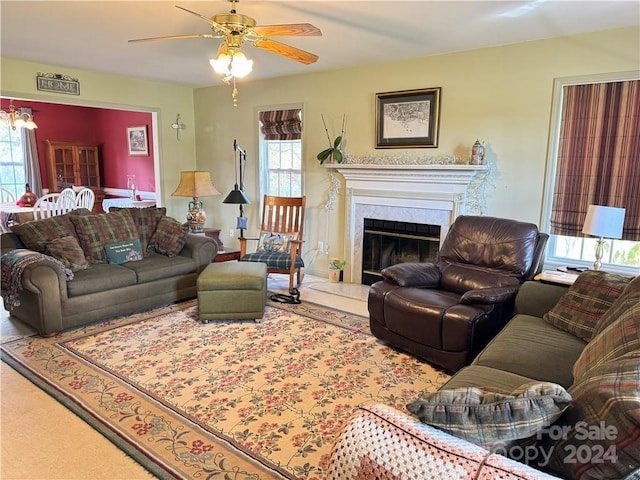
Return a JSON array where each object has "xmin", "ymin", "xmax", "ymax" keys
[
  {"xmin": 375, "ymin": 87, "xmax": 441, "ymax": 148},
  {"xmin": 127, "ymin": 125, "xmax": 149, "ymax": 156}
]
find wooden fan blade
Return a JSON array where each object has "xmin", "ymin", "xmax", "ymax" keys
[
  {"xmin": 175, "ymin": 5, "xmax": 230, "ymax": 35},
  {"xmin": 253, "ymin": 23, "xmax": 321, "ymax": 37},
  {"xmin": 129, "ymin": 33, "xmax": 218, "ymax": 43},
  {"xmin": 253, "ymin": 38, "xmax": 318, "ymax": 64}
]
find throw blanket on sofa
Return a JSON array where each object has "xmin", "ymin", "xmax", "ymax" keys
[{"xmin": 1, "ymin": 249, "xmax": 73, "ymax": 311}]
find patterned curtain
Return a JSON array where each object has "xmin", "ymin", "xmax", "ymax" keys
[
  {"xmin": 550, "ymin": 80, "xmax": 640, "ymax": 241},
  {"xmin": 259, "ymin": 109, "xmax": 302, "ymax": 141}
]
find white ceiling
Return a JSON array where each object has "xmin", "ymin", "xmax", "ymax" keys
[{"xmin": 2, "ymin": 1, "xmax": 639, "ymax": 89}]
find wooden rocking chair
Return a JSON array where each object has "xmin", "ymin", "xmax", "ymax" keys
[{"xmin": 239, "ymin": 195, "xmax": 306, "ymax": 294}]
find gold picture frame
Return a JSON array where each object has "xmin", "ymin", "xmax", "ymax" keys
[{"xmin": 375, "ymin": 87, "xmax": 441, "ymax": 148}]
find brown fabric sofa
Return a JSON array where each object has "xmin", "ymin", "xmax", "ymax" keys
[
  {"xmin": 329, "ymin": 273, "xmax": 640, "ymax": 480},
  {"xmin": 368, "ymin": 215, "xmax": 548, "ymax": 372},
  {"xmin": 1, "ymin": 207, "xmax": 217, "ymax": 335}
]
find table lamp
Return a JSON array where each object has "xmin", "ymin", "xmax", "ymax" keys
[
  {"xmin": 581, "ymin": 204, "xmax": 626, "ymax": 270},
  {"xmin": 171, "ymin": 171, "xmax": 221, "ymax": 233}
]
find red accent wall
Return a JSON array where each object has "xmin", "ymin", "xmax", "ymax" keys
[{"xmin": 1, "ymin": 99, "xmax": 155, "ymax": 192}]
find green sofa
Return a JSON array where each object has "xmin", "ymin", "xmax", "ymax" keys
[
  {"xmin": 328, "ymin": 272, "xmax": 639, "ymax": 480},
  {"xmin": 1, "ymin": 207, "xmax": 217, "ymax": 335}
]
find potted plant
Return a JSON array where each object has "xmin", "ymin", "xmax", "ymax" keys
[
  {"xmin": 317, "ymin": 114, "xmax": 346, "ymax": 165},
  {"xmin": 329, "ymin": 257, "xmax": 346, "ymax": 283}
]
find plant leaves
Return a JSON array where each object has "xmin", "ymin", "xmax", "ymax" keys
[
  {"xmin": 334, "ymin": 149, "xmax": 343, "ymax": 163},
  {"xmin": 317, "ymin": 148, "xmax": 333, "ymax": 164},
  {"xmin": 333, "ymin": 135, "xmax": 342, "ymax": 148}
]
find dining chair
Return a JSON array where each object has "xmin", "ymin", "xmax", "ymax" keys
[
  {"xmin": 60, "ymin": 187, "xmax": 77, "ymax": 203},
  {"xmin": 32, "ymin": 193, "xmax": 77, "ymax": 220},
  {"xmin": 75, "ymin": 187, "xmax": 95, "ymax": 211},
  {"xmin": 0, "ymin": 187, "xmax": 15, "ymax": 203}
]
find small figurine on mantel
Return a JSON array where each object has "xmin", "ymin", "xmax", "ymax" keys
[{"xmin": 471, "ymin": 140, "xmax": 485, "ymax": 165}]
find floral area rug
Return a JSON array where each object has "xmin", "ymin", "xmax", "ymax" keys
[{"xmin": 1, "ymin": 298, "xmax": 449, "ymax": 479}]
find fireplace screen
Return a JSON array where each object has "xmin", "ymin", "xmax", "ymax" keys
[{"xmin": 362, "ymin": 218, "xmax": 440, "ymax": 285}]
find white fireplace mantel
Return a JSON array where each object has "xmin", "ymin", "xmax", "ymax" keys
[{"xmin": 325, "ymin": 163, "xmax": 488, "ymax": 284}]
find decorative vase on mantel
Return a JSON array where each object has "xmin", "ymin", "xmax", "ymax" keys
[{"xmin": 470, "ymin": 140, "xmax": 485, "ymax": 165}]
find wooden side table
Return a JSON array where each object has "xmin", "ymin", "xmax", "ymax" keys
[
  {"xmin": 214, "ymin": 250, "xmax": 241, "ymax": 262},
  {"xmin": 535, "ymin": 270, "xmax": 579, "ymax": 286},
  {"xmin": 204, "ymin": 228, "xmax": 241, "ymax": 262},
  {"xmin": 203, "ymin": 228, "xmax": 224, "ymax": 250}
]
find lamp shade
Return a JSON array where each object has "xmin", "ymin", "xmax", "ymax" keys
[
  {"xmin": 171, "ymin": 171, "xmax": 221, "ymax": 198},
  {"xmin": 582, "ymin": 205, "xmax": 625, "ymax": 239},
  {"xmin": 223, "ymin": 186, "xmax": 250, "ymax": 205}
]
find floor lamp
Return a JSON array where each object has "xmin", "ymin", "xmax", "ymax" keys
[
  {"xmin": 581, "ymin": 204, "xmax": 626, "ymax": 271},
  {"xmin": 223, "ymin": 139, "xmax": 250, "ymax": 237}
]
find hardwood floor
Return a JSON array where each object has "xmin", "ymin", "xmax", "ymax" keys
[{"xmin": 0, "ymin": 275, "xmax": 369, "ymax": 479}]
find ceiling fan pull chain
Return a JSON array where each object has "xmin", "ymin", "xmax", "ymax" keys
[{"xmin": 232, "ymin": 78, "xmax": 239, "ymax": 108}]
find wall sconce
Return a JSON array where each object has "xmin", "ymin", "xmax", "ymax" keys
[{"xmin": 171, "ymin": 114, "xmax": 186, "ymax": 141}]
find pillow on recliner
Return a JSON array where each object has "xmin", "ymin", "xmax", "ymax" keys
[{"xmin": 406, "ymin": 381, "xmax": 572, "ymax": 452}]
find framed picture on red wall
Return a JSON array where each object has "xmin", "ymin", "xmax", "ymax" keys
[{"xmin": 127, "ymin": 125, "xmax": 148, "ymax": 156}]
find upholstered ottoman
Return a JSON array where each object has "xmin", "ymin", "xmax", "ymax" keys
[{"xmin": 197, "ymin": 262, "xmax": 268, "ymax": 322}]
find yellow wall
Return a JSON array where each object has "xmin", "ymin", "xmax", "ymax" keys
[
  {"xmin": 2, "ymin": 26, "xmax": 639, "ymax": 279},
  {"xmin": 194, "ymin": 26, "xmax": 639, "ymax": 277},
  {"xmin": 0, "ymin": 57, "xmax": 196, "ymax": 220}
]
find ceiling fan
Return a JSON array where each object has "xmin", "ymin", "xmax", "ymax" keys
[
  {"xmin": 129, "ymin": 1, "xmax": 321, "ymax": 104},
  {"xmin": 129, "ymin": 0, "xmax": 321, "ymax": 66}
]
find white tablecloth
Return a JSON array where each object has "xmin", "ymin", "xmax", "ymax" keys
[
  {"xmin": 0, "ymin": 202, "xmax": 36, "ymax": 231},
  {"xmin": 102, "ymin": 198, "xmax": 156, "ymax": 213}
]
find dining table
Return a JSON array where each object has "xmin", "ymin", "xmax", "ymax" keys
[{"xmin": 0, "ymin": 202, "xmax": 36, "ymax": 232}]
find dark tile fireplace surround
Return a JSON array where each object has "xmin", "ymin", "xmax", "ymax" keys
[{"xmin": 361, "ymin": 218, "xmax": 440, "ymax": 285}]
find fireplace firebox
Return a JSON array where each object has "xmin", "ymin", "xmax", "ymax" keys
[{"xmin": 361, "ymin": 218, "xmax": 440, "ymax": 285}]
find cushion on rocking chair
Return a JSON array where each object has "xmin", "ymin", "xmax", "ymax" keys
[{"xmin": 241, "ymin": 251, "xmax": 304, "ymax": 269}]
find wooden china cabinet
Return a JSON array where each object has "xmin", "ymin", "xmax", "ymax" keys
[{"xmin": 44, "ymin": 140, "xmax": 104, "ymax": 213}]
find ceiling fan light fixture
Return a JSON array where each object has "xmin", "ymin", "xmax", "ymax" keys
[
  {"xmin": 210, "ymin": 49, "xmax": 253, "ymax": 79},
  {"xmin": 229, "ymin": 51, "xmax": 253, "ymax": 78},
  {"xmin": 210, "ymin": 53, "xmax": 231, "ymax": 74}
]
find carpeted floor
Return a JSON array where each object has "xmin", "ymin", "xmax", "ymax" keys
[{"xmin": 1, "ymin": 298, "xmax": 449, "ymax": 480}]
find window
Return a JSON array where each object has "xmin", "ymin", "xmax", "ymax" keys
[
  {"xmin": 258, "ymin": 107, "xmax": 303, "ymax": 198},
  {"xmin": 264, "ymin": 140, "xmax": 302, "ymax": 197},
  {"xmin": 542, "ymin": 73, "xmax": 640, "ymax": 275},
  {"xmin": 0, "ymin": 124, "xmax": 26, "ymax": 199}
]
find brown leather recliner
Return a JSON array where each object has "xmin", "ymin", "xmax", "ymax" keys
[{"xmin": 368, "ymin": 215, "xmax": 548, "ymax": 372}]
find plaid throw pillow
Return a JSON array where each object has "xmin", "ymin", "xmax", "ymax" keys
[
  {"xmin": 541, "ymin": 351, "xmax": 640, "ymax": 480},
  {"xmin": 592, "ymin": 275, "xmax": 640, "ymax": 337},
  {"xmin": 406, "ymin": 382, "xmax": 572, "ymax": 452},
  {"xmin": 148, "ymin": 216, "xmax": 188, "ymax": 257},
  {"xmin": 70, "ymin": 210, "xmax": 139, "ymax": 263},
  {"xmin": 45, "ymin": 235, "xmax": 89, "ymax": 272},
  {"xmin": 12, "ymin": 210, "xmax": 88, "ymax": 254},
  {"xmin": 543, "ymin": 270, "xmax": 631, "ymax": 341},
  {"xmin": 108, "ymin": 206, "xmax": 167, "ymax": 254},
  {"xmin": 572, "ymin": 299, "xmax": 640, "ymax": 382}
]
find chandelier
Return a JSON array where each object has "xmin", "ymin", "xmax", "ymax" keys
[
  {"xmin": 0, "ymin": 101, "xmax": 38, "ymax": 130},
  {"xmin": 209, "ymin": 37, "xmax": 253, "ymax": 107}
]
